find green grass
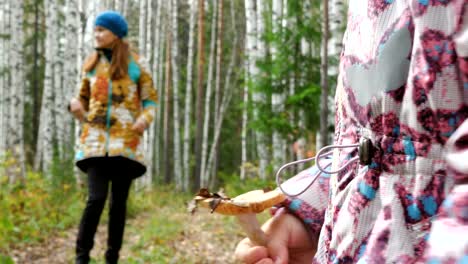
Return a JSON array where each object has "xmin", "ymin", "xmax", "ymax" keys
[
  {"xmin": 1, "ymin": 167, "xmax": 278, "ymax": 263},
  {"xmin": 0, "ymin": 170, "xmax": 83, "ymax": 252}
]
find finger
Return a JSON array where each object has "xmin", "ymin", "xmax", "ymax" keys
[
  {"xmin": 267, "ymin": 242, "xmax": 289, "ymax": 264},
  {"xmin": 264, "ymin": 217, "xmax": 289, "ymax": 264},
  {"xmin": 255, "ymin": 259, "xmax": 274, "ymax": 264},
  {"xmin": 235, "ymin": 238, "xmax": 269, "ymax": 264}
]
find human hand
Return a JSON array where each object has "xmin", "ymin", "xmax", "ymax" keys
[
  {"xmin": 131, "ymin": 117, "xmax": 147, "ymax": 134},
  {"xmin": 235, "ymin": 211, "xmax": 317, "ymax": 264},
  {"xmin": 69, "ymin": 98, "xmax": 85, "ymax": 121}
]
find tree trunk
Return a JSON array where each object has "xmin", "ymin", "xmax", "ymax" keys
[
  {"xmin": 200, "ymin": 0, "xmax": 218, "ymax": 187},
  {"xmin": 8, "ymin": 0, "xmax": 26, "ymax": 183},
  {"xmin": 35, "ymin": 0, "xmax": 56, "ymax": 174},
  {"xmin": 192, "ymin": 0, "xmax": 205, "ymax": 191},
  {"xmin": 163, "ymin": 28, "xmax": 172, "ymax": 184},
  {"xmin": 138, "ymin": 0, "xmax": 147, "ymax": 55},
  {"xmin": 210, "ymin": 0, "xmax": 224, "ymax": 187},
  {"xmin": 152, "ymin": 0, "xmax": 163, "ymax": 178},
  {"xmin": 254, "ymin": 0, "xmax": 268, "ymax": 179},
  {"xmin": 54, "ymin": 8, "xmax": 65, "ymax": 162},
  {"xmin": 171, "ymin": 0, "xmax": 183, "ymax": 190},
  {"xmin": 3, "ymin": 1, "xmax": 11, "ymax": 159},
  {"xmin": 0, "ymin": 0, "xmax": 7, "ymax": 158},
  {"xmin": 183, "ymin": 0, "xmax": 197, "ymax": 191},
  {"xmin": 240, "ymin": 1, "xmax": 249, "ymax": 181},
  {"xmin": 31, "ymin": 0, "xmax": 41, "ymax": 163},
  {"xmin": 140, "ymin": 0, "xmax": 155, "ymax": 189},
  {"xmin": 271, "ymin": 0, "xmax": 285, "ymax": 171},
  {"xmin": 319, "ymin": 0, "xmax": 329, "ymax": 149}
]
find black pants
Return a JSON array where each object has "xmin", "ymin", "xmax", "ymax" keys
[{"xmin": 76, "ymin": 157, "xmax": 134, "ymax": 264}]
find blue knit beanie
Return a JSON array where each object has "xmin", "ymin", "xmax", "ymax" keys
[{"xmin": 95, "ymin": 11, "xmax": 128, "ymax": 39}]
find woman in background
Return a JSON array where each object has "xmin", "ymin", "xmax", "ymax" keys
[{"xmin": 69, "ymin": 10, "xmax": 157, "ymax": 264}]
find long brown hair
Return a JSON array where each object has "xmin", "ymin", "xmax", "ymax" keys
[{"xmin": 82, "ymin": 38, "xmax": 130, "ymax": 80}]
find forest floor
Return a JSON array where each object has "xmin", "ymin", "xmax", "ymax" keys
[{"xmin": 7, "ymin": 204, "xmax": 254, "ymax": 264}]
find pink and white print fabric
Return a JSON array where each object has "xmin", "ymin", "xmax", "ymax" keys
[{"xmin": 279, "ymin": 0, "xmax": 468, "ymax": 263}]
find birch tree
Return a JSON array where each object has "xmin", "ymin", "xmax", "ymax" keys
[
  {"xmin": 240, "ymin": 0, "xmax": 251, "ymax": 181},
  {"xmin": 183, "ymin": 0, "xmax": 197, "ymax": 191},
  {"xmin": 54, "ymin": 5, "xmax": 66, "ymax": 161},
  {"xmin": 63, "ymin": 0, "xmax": 80, "ymax": 163},
  {"xmin": 35, "ymin": 0, "xmax": 57, "ymax": 174},
  {"xmin": 319, "ymin": 0, "xmax": 330, "ymax": 149},
  {"xmin": 152, "ymin": 0, "xmax": 164, "ymax": 178},
  {"xmin": 254, "ymin": 0, "xmax": 268, "ymax": 179},
  {"xmin": 163, "ymin": 20, "xmax": 172, "ymax": 184},
  {"xmin": 200, "ymin": 0, "xmax": 218, "ymax": 187},
  {"xmin": 271, "ymin": 0, "xmax": 285, "ymax": 171},
  {"xmin": 0, "ymin": 0, "xmax": 7, "ymax": 159},
  {"xmin": 138, "ymin": 0, "xmax": 147, "ymax": 55},
  {"xmin": 296, "ymin": 1, "xmax": 312, "ymax": 171},
  {"xmin": 8, "ymin": 0, "xmax": 26, "ymax": 182},
  {"xmin": 171, "ymin": 0, "xmax": 183, "ymax": 189},
  {"xmin": 139, "ymin": 0, "xmax": 155, "ymax": 189},
  {"xmin": 210, "ymin": 0, "xmax": 224, "ymax": 185}
]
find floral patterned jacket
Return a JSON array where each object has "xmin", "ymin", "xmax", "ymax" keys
[
  {"xmin": 73, "ymin": 51, "xmax": 157, "ymax": 173},
  {"xmin": 278, "ymin": 1, "xmax": 467, "ymax": 263}
]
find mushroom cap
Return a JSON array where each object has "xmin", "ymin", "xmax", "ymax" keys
[{"xmin": 194, "ymin": 189, "xmax": 286, "ymax": 215}]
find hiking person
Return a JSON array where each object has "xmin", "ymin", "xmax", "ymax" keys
[{"xmin": 69, "ymin": 10, "xmax": 157, "ymax": 264}]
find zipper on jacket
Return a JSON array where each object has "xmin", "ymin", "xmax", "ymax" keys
[{"xmin": 105, "ymin": 80, "xmax": 113, "ymax": 154}]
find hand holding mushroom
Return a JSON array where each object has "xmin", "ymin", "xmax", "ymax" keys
[{"xmin": 189, "ymin": 188, "xmax": 286, "ymax": 246}]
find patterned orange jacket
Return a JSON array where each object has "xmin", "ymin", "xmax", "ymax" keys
[{"xmin": 73, "ymin": 51, "xmax": 158, "ymax": 173}]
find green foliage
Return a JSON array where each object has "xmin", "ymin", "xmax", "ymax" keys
[
  {"xmin": 219, "ymin": 171, "xmax": 277, "ymax": 197},
  {"xmin": 122, "ymin": 187, "xmax": 192, "ymax": 263},
  {"xmin": 0, "ymin": 255, "xmax": 14, "ymax": 264},
  {"xmin": 0, "ymin": 170, "xmax": 83, "ymax": 253},
  {"xmin": 247, "ymin": 0, "xmax": 325, "ymax": 140}
]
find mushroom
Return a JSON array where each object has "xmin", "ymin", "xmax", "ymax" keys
[{"xmin": 189, "ymin": 188, "xmax": 286, "ymax": 246}]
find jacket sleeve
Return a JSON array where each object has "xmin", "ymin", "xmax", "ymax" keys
[
  {"xmin": 425, "ymin": 1, "xmax": 468, "ymax": 261},
  {"xmin": 69, "ymin": 72, "xmax": 90, "ymax": 113},
  {"xmin": 271, "ymin": 157, "xmax": 332, "ymax": 237},
  {"xmin": 136, "ymin": 57, "xmax": 158, "ymax": 127}
]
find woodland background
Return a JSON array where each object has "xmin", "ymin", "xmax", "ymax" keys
[{"xmin": 0, "ymin": 0, "xmax": 346, "ymax": 262}]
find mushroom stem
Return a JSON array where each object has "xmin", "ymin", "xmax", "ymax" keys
[{"xmin": 236, "ymin": 213, "xmax": 267, "ymax": 246}]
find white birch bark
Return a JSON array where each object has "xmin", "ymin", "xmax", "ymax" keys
[
  {"xmin": 171, "ymin": 0, "xmax": 183, "ymax": 189},
  {"xmin": 200, "ymin": 0, "xmax": 218, "ymax": 187},
  {"xmin": 296, "ymin": 2, "xmax": 311, "ymax": 171},
  {"xmin": 241, "ymin": 0, "xmax": 257, "ymax": 180},
  {"xmin": 155, "ymin": 1, "xmax": 168, "ymax": 180},
  {"xmin": 183, "ymin": 0, "xmax": 197, "ymax": 191},
  {"xmin": 8, "ymin": 0, "xmax": 26, "ymax": 182},
  {"xmin": 209, "ymin": 0, "xmax": 223, "ymax": 185},
  {"xmin": 329, "ymin": 0, "xmax": 345, "ymax": 74},
  {"xmin": 141, "ymin": 0, "xmax": 154, "ymax": 188},
  {"xmin": 64, "ymin": 0, "xmax": 80, "ymax": 162},
  {"xmin": 35, "ymin": 0, "xmax": 57, "ymax": 174},
  {"xmin": 54, "ymin": 6, "xmax": 65, "ymax": 161},
  {"xmin": 151, "ymin": 0, "xmax": 163, "ymax": 178},
  {"xmin": 138, "ymin": 0, "xmax": 147, "ymax": 55},
  {"xmin": 254, "ymin": 0, "xmax": 268, "ymax": 179},
  {"xmin": 122, "ymin": 0, "xmax": 128, "ymax": 17},
  {"xmin": 318, "ymin": 0, "xmax": 330, "ymax": 150},
  {"xmin": 287, "ymin": 4, "xmax": 297, "ymax": 164},
  {"xmin": 0, "ymin": 0, "xmax": 6, "ymax": 158},
  {"xmin": 145, "ymin": 0, "xmax": 153, "ymax": 62},
  {"xmin": 3, "ymin": 0, "xmax": 11, "ymax": 160},
  {"xmin": 271, "ymin": 0, "xmax": 285, "ymax": 170},
  {"xmin": 73, "ymin": 0, "xmax": 88, "ymax": 184}
]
